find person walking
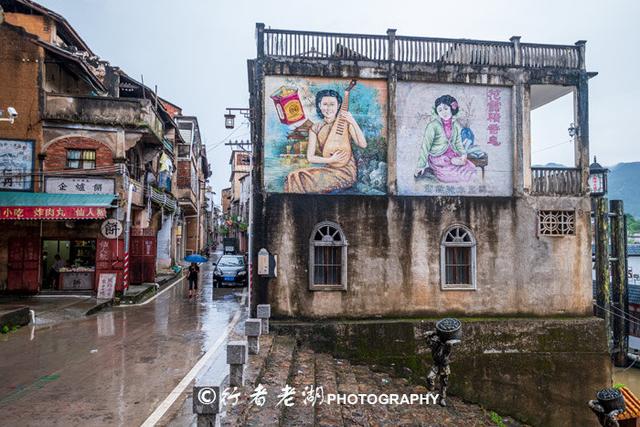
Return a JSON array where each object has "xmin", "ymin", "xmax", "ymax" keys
[{"xmin": 188, "ymin": 262, "xmax": 200, "ymax": 298}]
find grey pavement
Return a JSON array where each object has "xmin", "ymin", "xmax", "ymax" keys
[{"xmin": 0, "ymin": 253, "xmax": 247, "ymax": 426}]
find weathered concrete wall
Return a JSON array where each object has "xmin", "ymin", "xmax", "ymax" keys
[
  {"xmin": 264, "ymin": 193, "xmax": 592, "ymax": 318},
  {"xmin": 274, "ymin": 317, "xmax": 611, "ymax": 427}
]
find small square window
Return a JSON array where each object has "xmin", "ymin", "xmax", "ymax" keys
[{"xmin": 538, "ymin": 210, "xmax": 575, "ymax": 236}]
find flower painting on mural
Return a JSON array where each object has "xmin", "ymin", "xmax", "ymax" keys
[
  {"xmin": 264, "ymin": 76, "xmax": 388, "ymax": 195},
  {"xmin": 397, "ymin": 83, "xmax": 513, "ymax": 197}
]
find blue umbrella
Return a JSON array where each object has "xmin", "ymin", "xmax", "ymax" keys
[{"xmin": 184, "ymin": 254, "xmax": 207, "ymax": 263}]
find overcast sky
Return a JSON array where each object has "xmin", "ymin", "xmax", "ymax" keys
[{"xmin": 37, "ymin": 0, "xmax": 639, "ymax": 198}]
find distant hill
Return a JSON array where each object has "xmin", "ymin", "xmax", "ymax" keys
[{"xmin": 608, "ymin": 162, "xmax": 640, "ymax": 218}]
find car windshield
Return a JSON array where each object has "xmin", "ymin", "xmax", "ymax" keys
[{"xmin": 218, "ymin": 256, "xmax": 244, "ymax": 267}]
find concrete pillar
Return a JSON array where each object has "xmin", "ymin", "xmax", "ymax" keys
[
  {"xmin": 245, "ymin": 319, "xmax": 262, "ymax": 355},
  {"xmin": 510, "ymin": 36, "xmax": 522, "ymax": 66},
  {"xmin": 574, "ymin": 71, "xmax": 590, "ymax": 194},
  {"xmin": 227, "ymin": 341, "xmax": 247, "ymax": 387},
  {"xmin": 256, "ymin": 304, "xmax": 271, "ymax": 335},
  {"xmin": 193, "ymin": 385, "xmax": 221, "ymax": 427},
  {"xmin": 511, "ymin": 76, "xmax": 526, "ymax": 196},
  {"xmin": 387, "ymin": 28, "xmax": 398, "ymax": 195}
]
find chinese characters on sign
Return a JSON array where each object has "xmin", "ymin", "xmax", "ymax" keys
[
  {"xmin": 45, "ymin": 177, "xmax": 115, "ymax": 195},
  {"xmin": 0, "ymin": 139, "xmax": 34, "ymax": 191},
  {"xmin": 101, "ymin": 219, "xmax": 123, "ymax": 239},
  {"xmin": 486, "ymin": 89, "xmax": 502, "ymax": 146},
  {"xmin": 0, "ymin": 206, "xmax": 107, "ymax": 220},
  {"xmin": 97, "ymin": 273, "xmax": 117, "ymax": 299}
]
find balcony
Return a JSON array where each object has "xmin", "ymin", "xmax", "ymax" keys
[
  {"xmin": 43, "ymin": 93, "xmax": 164, "ymax": 142},
  {"xmin": 257, "ymin": 26, "xmax": 584, "ymax": 70},
  {"xmin": 531, "ymin": 167, "xmax": 583, "ymax": 196}
]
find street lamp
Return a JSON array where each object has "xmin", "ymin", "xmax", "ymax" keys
[
  {"xmin": 224, "ymin": 108, "xmax": 252, "ymax": 129},
  {"xmin": 589, "ymin": 156, "xmax": 608, "ymax": 197}
]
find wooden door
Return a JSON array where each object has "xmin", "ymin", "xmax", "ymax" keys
[{"xmin": 7, "ymin": 238, "xmax": 40, "ymax": 293}]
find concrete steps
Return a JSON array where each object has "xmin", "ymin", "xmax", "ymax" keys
[
  {"xmin": 281, "ymin": 348, "xmax": 315, "ymax": 426},
  {"xmin": 221, "ymin": 335, "xmax": 513, "ymax": 427}
]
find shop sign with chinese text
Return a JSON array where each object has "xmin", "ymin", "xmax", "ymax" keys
[
  {"xmin": 0, "ymin": 206, "xmax": 108, "ymax": 220},
  {"xmin": 101, "ymin": 219, "xmax": 123, "ymax": 239},
  {"xmin": 45, "ymin": 177, "xmax": 115, "ymax": 195}
]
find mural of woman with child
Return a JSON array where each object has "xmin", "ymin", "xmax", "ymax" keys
[
  {"xmin": 414, "ymin": 94, "xmax": 478, "ymax": 183},
  {"xmin": 284, "ymin": 81, "xmax": 368, "ymax": 193}
]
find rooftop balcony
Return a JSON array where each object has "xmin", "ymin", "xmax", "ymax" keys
[
  {"xmin": 43, "ymin": 93, "xmax": 165, "ymax": 142},
  {"xmin": 256, "ymin": 25, "xmax": 585, "ymax": 70}
]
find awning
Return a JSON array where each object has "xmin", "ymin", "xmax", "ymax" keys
[{"xmin": 0, "ymin": 192, "xmax": 115, "ymax": 220}]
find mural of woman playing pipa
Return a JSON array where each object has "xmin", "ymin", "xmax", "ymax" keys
[{"xmin": 284, "ymin": 80, "xmax": 368, "ymax": 193}]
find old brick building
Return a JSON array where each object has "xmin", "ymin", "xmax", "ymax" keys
[{"xmin": 0, "ymin": 0, "xmax": 210, "ymax": 293}]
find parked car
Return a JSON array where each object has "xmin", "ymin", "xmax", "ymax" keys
[{"xmin": 213, "ymin": 255, "xmax": 247, "ymax": 287}]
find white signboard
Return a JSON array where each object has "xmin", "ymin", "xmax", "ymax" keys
[
  {"xmin": 45, "ymin": 177, "xmax": 115, "ymax": 195},
  {"xmin": 97, "ymin": 273, "xmax": 117, "ymax": 300},
  {"xmin": 101, "ymin": 219, "xmax": 123, "ymax": 239}
]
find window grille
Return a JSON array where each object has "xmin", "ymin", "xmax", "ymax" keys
[
  {"xmin": 538, "ymin": 210, "xmax": 575, "ymax": 236},
  {"xmin": 66, "ymin": 149, "xmax": 96, "ymax": 169},
  {"xmin": 440, "ymin": 225, "xmax": 476, "ymax": 290},
  {"xmin": 309, "ymin": 221, "xmax": 348, "ymax": 291}
]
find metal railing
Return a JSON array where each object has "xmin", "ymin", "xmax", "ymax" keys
[
  {"xmin": 257, "ymin": 25, "xmax": 585, "ymax": 69},
  {"xmin": 531, "ymin": 167, "xmax": 582, "ymax": 195}
]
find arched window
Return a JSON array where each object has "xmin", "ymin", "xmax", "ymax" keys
[
  {"xmin": 309, "ymin": 221, "xmax": 348, "ymax": 291},
  {"xmin": 440, "ymin": 225, "xmax": 476, "ymax": 290}
]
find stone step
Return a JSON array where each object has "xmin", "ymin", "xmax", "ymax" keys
[
  {"xmin": 242, "ymin": 335, "xmax": 297, "ymax": 427},
  {"xmin": 314, "ymin": 353, "xmax": 343, "ymax": 427},
  {"xmin": 334, "ymin": 358, "xmax": 375, "ymax": 426},
  {"xmin": 281, "ymin": 347, "xmax": 316, "ymax": 427}
]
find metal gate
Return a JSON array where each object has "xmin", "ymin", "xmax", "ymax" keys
[{"xmin": 130, "ymin": 235, "xmax": 157, "ymax": 284}]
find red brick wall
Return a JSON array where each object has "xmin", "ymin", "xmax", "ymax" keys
[
  {"xmin": 44, "ymin": 137, "xmax": 114, "ymax": 171},
  {"xmin": 177, "ymin": 160, "xmax": 190, "ymax": 188}
]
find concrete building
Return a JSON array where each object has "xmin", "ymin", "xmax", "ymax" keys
[
  {"xmin": 0, "ymin": 0, "xmax": 209, "ymax": 293},
  {"xmin": 249, "ymin": 25, "xmax": 595, "ymax": 319},
  {"xmin": 247, "ymin": 24, "xmax": 607, "ymax": 424}
]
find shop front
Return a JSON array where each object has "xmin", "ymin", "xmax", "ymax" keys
[{"xmin": 0, "ymin": 192, "xmax": 117, "ymax": 294}]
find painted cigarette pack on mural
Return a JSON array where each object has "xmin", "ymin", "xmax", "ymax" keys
[
  {"xmin": 264, "ymin": 76, "xmax": 388, "ymax": 195},
  {"xmin": 396, "ymin": 83, "xmax": 513, "ymax": 197},
  {"xmin": 270, "ymin": 86, "xmax": 306, "ymax": 125}
]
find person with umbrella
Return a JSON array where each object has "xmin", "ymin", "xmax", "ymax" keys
[
  {"xmin": 187, "ymin": 262, "xmax": 200, "ymax": 298},
  {"xmin": 184, "ymin": 254, "xmax": 207, "ymax": 298}
]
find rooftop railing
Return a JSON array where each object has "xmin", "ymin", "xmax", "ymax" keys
[
  {"xmin": 256, "ymin": 24, "xmax": 585, "ymax": 70},
  {"xmin": 531, "ymin": 167, "xmax": 583, "ymax": 196}
]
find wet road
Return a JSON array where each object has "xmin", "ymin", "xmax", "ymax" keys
[{"xmin": 0, "ymin": 254, "xmax": 246, "ymax": 426}]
